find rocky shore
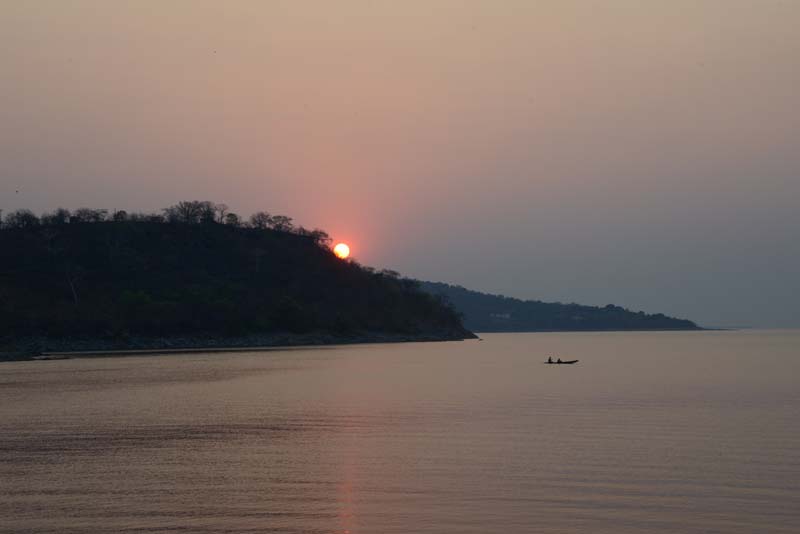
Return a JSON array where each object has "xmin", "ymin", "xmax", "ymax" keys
[{"xmin": 0, "ymin": 329, "xmax": 478, "ymax": 362}]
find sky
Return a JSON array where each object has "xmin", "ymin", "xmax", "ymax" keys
[{"xmin": 1, "ymin": 1, "xmax": 798, "ymax": 328}]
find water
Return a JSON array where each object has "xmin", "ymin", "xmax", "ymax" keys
[{"xmin": 1, "ymin": 330, "xmax": 799, "ymax": 533}]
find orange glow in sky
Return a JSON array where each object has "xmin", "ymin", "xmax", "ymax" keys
[{"xmin": 333, "ymin": 243, "xmax": 350, "ymax": 259}]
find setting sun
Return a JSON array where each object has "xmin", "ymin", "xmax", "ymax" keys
[{"xmin": 333, "ymin": 243, "xmax": 350, "ymax": 259}]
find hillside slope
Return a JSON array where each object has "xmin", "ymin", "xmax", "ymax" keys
[
  {"xmin": 419, "ymin": 281, "xmax": 700, "ymax": 332},
  {"xmin": 0, "ymin": 214, "xmax": 473, "ymax": 354}
]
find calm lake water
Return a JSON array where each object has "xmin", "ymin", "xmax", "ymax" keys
[{"xmin": 1, "ymin": 330, "xmax": 799, "ymax": 533}]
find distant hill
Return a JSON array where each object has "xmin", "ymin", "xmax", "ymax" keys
[
  {"xmin": 419, "ymin": 281, "xmax": 700, "ymax": 332},
  {"xmin": 0, "ymin": 202, "xmax": 473, "ymax": 356}
]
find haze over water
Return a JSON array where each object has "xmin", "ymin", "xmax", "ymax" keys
[{"xmin": 2, "ymin": 330, "xmax": 798, "ymax": 533}]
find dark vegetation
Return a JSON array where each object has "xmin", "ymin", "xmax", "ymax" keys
[
  {"xmin": 419, "ymin": 282, "xmax": 700, "ymax": 332},
  {"xmin": 0, "ymin": 202, "xmax": 472, "ymax": 355}
]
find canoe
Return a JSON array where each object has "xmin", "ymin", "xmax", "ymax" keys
[{"xmin": 544, "ymin": 360, "xmax": 579, "ymax": 365}]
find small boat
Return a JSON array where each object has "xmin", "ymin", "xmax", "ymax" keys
[{"xmin": 545, "ymin": 359, "xmax": 579, "ymax": 365}]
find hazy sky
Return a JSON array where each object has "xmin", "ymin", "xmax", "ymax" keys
[{"xmin": 2, "ymin": 1, "xmax": 798, "ymax": 327}]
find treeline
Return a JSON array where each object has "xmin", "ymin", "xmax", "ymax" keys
[
  {"xmin": 0, "ymin": 202, "xmax": 472, "ymax": 351},
  {"xmin": 419, "ymin": 281, "xmax": 700, "ymax": 332},
  {"xmin": 0, "ymin": 201, "xmax": 329, "ymax": 243}
]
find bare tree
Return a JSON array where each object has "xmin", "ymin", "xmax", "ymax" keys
[
  {"xmin": 72, "ymin": 208, "xmax": 107, "ymax": 223},
  {"xmin": 249, "ymin": 211, "xmax": 273, "ymax": 229},
  {"xmin": 270, "ymin": 215, "xmax": 293, "ymax": 232},
  {"xmin": 309, "ymin": 229, "xmax": 331, "ymax": 247},
  {"xmin": 41, "ymin": 208, "xmax": 71, "ymax": 225},
  {"xmin": 64, "ymin": 263, "xmax": 84, "ymax": 307},
  {"xmin": 214, "ymin": 203, "xmax": 229, "ymax": 223},
  {"xmin": 164, "ymin": 201, "xmax": 213, "ymax": 224},
  {"xmin": 224, "ymin": 213, "xmax": 241, "ymax": 226},
  {"xmin": 4, "ymin": 209, "xmax": 40, "ymax": 228},
  {"xmin": 199, "ymin": 202, "xmax": 217, "ymax": 224}
]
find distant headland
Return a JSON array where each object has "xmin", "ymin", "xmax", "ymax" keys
[{"xmin": 419, "ymin": 281, "xmax": 700, "ymax": 332}]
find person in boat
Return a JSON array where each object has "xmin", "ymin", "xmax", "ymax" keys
[
  {"xmin": 547, "ymin": 356, "xmax": 553, "ymax": 363},
  {"xmin": 557, "ymin": 358, "xmax": 562, "ymax": 363}
]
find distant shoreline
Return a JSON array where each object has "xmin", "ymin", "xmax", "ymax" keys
[
  {"xmin": 0, "ymin": 330, "xmax": 477, "ymax": 362},
  {"xmin": 468, "ymin": 326, "xmax": 708, "ymax": 334},
  {"xmin": 0, "ymin": 328, "xmax": 728, "ymax": 362}
]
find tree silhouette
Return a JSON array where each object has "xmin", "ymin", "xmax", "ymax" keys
[{"xmin": 0, "ymin": 202, "xmax": 472, "ymax": 350}]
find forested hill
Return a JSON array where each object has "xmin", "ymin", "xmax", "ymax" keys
[
  {"xmin": 419, "ymin": 282, "xmax": 700, "ymax": 332},
  {"xmin": 0, "ymin": 203, "xmax": 472, "ymax": 355}
]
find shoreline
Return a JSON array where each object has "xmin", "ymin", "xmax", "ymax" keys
[
  {"xmin": 0, "ymin": 330, "xmax": 477, "ymax": 362},
  {"xmin": 470, "ymin": 327, "xmax": 710, "ymax": 333}
]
